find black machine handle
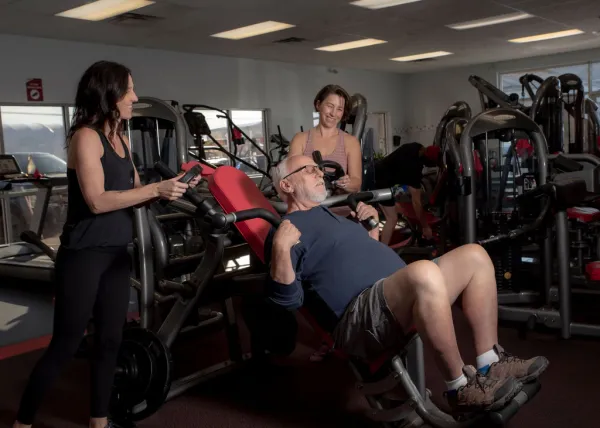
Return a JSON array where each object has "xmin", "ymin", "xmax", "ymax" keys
[
  {"xmin": 211, "ymin": 208, "xmax": 281, "ymax": 229},
  {"xmin": 477, "ymin": 183, "xmax": 559, "ymax": 247},
  {"xmin": 347, "ymin": 192, "xmax": 379, "ymax": 231},
  {"xmin": 20, "ymin": 230, "xmax": 57, "ymax": 262},
  {"xmin": 153, "ymin": 161, "xmax": 218, "ymax": 217},
  {"xmin": 153, "ymin": 162, "xmax": 281, "ymax": 229},
  {"xmin": 312, "ymin": 151, "xmax": 345, "ymax": 182}
]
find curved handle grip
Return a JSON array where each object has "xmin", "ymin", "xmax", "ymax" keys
[
  {"xmin": 347, "ymin": 194, "xmax": 378, "ymax": 231},
  {"xmin": 153, "ymin": 161, "xmax": 217, "ymax": 216}
]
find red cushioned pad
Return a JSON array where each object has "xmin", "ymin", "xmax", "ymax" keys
[
  {"xmin": 397, "ymin": 202, "xmax": 442, "ymax": 225},
  {"xmin": 567, "ymin": 207, "xmax": 600, "ymax": 223},
  {"xmin": 207, "ymin": 166, "xmax": 278, "ymax": 263},
  {"xmin": 181, "ymin": 160, "xmax": 216, "ymax": 177},
  {"xmin": 586, "ymin": 261, "xmax": 600, "ymax": 281}
]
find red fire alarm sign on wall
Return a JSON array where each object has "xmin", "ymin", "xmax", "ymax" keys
[{"xmin": 26, "ymin": 78, "xmax": 44, "ymax": 102}]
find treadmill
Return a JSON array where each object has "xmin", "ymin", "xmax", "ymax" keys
[{"xmin": 0, "ymin": 154, "xmax": 67, "ymax": 282}]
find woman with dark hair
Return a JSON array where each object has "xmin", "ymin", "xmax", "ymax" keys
[
  {"xmin": 13, "ymin": 61, "xmax": 197, "ymax": 428},
  {"xmin": 289, "ymin": 84, "xmax": 363, "ymax": 194}
]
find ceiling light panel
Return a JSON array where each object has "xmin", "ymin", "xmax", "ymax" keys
[
  {"xmin": 390, "ymin": 51, "xmax": 453, "ymax": 62},
  {"xmin": 350, "ymin": 0, "xmax": 422, "ymax": 10},
  {"xmin": 211, "ymin": 21, "xmax": 295, "ymax": 40},
  {"xmin": 56, "ymin": 0, "xmax": 155, "ymax": 21},
  {"xmin": 316, "ymin": 38, "xmax": 388, "ymax": 52},
  {"xmin": 447, "ymin": 12, "xmax": 534, "ymax": 30},
  {"xmin": 508, "ymin": 29, "xmax": 584, "ymax": 43}
]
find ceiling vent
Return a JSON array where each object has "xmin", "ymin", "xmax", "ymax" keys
[
  {"xmin": 273, "ymin": 37, "xmax": 307, "ymax": 44},
  {"xmin": 108, "ymin": 12, "xmax": 164, "ymax": 26}
]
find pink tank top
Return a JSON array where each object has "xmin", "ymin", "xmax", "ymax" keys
[
  {"xmin": 302, "ymin": 129, "xmax": 348, "ymax": 173},
  {"xmin": 303, "ymin": 129, "xmax": 352, "ymax": 217}
]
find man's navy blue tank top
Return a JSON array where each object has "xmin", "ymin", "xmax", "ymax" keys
[{"xmin": 60, "ymin": 127, "xmax": 135, "ymax": 250}]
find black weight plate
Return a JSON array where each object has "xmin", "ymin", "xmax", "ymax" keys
[{"xmin": 110, "ymin": 327, "xmax": 173, "ymax": 422}]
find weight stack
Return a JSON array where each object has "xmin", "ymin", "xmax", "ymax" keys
[{"xmin": 485, "ymin": 214, "xmax": 523, "ymax": 292}]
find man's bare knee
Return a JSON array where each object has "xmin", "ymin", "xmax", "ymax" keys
[
  {"xmin": 466, "ymin": 243, "xmax": 493, "ymax": 263},
  {"xmin": 385, "ymin": 260, "xmax": 446, "ymax": 309},
  {"xmin": 384, "ymin": 260, "xmax": 448, "ymax": 331},
  {"xmin": 409, "ymin": 260, "xmax": 447, "ymax": 299}
]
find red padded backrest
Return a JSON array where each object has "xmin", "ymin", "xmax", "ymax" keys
[
  {"xmin": 207, "ymin": 166, "xmax": 279, "ymax": 263},
  {"xmin": 181, "ymin": 160, "xmax": 216, "ymax": 177}
]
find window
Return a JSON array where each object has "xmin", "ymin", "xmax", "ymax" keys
[
  {"xmin": 591, "ymin": 62, "xmax": 600, "ymax": 97},
  {"xmin": 0, "ymin": 105, "xmax": 69, "ymax": 245},
  {"xmin": 313, "ymin": 112, "xmax": 319, "ymax": 127},
  {"xmin": 193, "ymin": 109, "xmax": 231, "ymax": 168},
  {"xmin": 68, "ymin": 106, "xmax": 75, "ymax": 129},
  {"xmin": 1, "ymin": 106, "xmax": 67, "ymax": 161},
  {"xmin": 230, "ymin": 110, "xmax": 268, "ymax": 177},
  {"xmin": 500, "ymin": 63, "xmax": 590, "ymax": 104},
  {"xmin": 193, "ymin": 108, "xmax": 269, "ymax": 178}
]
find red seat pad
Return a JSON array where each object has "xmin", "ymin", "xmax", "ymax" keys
[
  {"xmin": 207, "ymin": 166, "xmax": 278, "ymax": 263},
  {"xmin": 567, "ymin": 207, "xmax": 600, "ymax": 223},
  {"xmin": 181, "ymin": 160, "xmax": 217, "ymax": 177}
]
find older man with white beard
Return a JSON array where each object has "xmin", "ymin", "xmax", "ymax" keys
[{"xmin": 263, "ymin": 155, "xmax": 548, "ymax": 416}]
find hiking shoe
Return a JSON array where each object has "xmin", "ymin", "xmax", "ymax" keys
[
  {"xmin": 444, "ymin": 365, "xmax": 522, "ymax": 414},
  {"xmin": 485, "ymin": 345, "xmax": 549, "ymax": 384}
]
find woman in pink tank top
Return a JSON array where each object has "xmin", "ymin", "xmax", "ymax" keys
[
  {"xmin": 288, "ymin": 84, "xmax": 363, "ymax": 195},
  {"xmin": 287, "ymin": 85, "xmax": 364, "ymax": 363}
]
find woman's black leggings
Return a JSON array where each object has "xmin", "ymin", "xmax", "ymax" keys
[{"xmin": 16, "ymin": 246, "xmax": 132, "ymax": 424}]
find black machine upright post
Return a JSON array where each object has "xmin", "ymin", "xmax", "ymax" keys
[
  {"xmin": 134, "ymin": 207, "xmax": 155, "ymax": 330},
  {"xmin": 541, "ymin": 231, "xmax": 553, "ymax": 307},
  {"xmin": 555, "ymin": 210, "xmax": 572, "ymax": 339}
]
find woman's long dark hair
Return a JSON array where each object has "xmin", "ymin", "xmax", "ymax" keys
[{"xmin": 67, "ymin": 60, "xmax": 132, "ymax": 148}]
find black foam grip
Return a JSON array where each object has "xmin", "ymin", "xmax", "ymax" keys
[
  {"xmin": 154, "ymin": 161, "xmax": 177, "ymax": 179},
  {"xmin": 312, "ymin": 151, "xmax": 323, "ymax": 164},
  {"xmin": 347, "ymin": 194, "xmax": 378, "ymax": 230}
]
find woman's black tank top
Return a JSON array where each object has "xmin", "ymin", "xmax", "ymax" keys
[{"xmin": 60, "ymin": 127, "xmax": 135, "ymax": 250}]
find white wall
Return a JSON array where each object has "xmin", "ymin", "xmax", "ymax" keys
[
  {"xmin": 0, "ymin": 34, "xmax": 406, "ymax": 145},
  {"xmin": 403, "ymin": 48, "xmax": 600, "ymax": 145}
]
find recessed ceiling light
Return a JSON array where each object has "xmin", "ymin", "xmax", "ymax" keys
[
  {"xmin": 211, "ymin": 21, "xmax": 295, "ymax": 40},
  {"xmin": 390, "ymin": 51, "xmax": 453, "ymax": 62},
  {"xmin": 56, "ymin": 0, "xmax": 155, "ymax": 21},
  {"xmin": 509, "ymin": 29, "xmax": 584, "ymax": 43},
  {"xmin": 447, "ymin": 12, "xmax": 534, "ymax": 30},
  {"xmin": 350, "ymin": 0, "xmax": 422, "ymax": 10},
  {"xmin": 316, "ymin": 38, "xmax": 388, "ymax": 52}
]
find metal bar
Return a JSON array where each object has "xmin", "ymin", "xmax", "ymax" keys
[
  {"xmin": 0, "ymin": 106, "xmax": 5, "ymax": 154},
  {"xmin": 406, "ymin": 336, "xmax": 426, "ymax": 399},
  {"xmin": 166, "ymin": 354, "xmax": 251, "ymax": 401},
  {"xmin": 133, "ymin": 207, "xmax": 155, "ymax": 330},
  {"xmin": 0, "ymin": 197, "xmax": 8, "ymax": 245},
  {"xmin": 31, "ymin": 186, "xmax": 51, "ymax": 236},
  {"xmin": 158, "ymin": 235, "xmax": 224, "ymax": 348},
  {"xmin": 542, "ymin": 228, "xmax": 553, "ymax": 306},
  {"xmin": 555, "ymin": 210, "xmax": 572, "ymax": 339}
]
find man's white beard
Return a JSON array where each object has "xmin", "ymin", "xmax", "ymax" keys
[{"xmin": 297, "ymin": 184, "xmax": 327, "ymax": 203}]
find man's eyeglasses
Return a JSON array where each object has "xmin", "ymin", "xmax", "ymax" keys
[{"xmin": 282, "ymin": 164, "xmax": 322, "ymax": 180}]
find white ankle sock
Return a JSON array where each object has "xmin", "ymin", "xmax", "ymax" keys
[
  {"xmin": 476, "ymin": 348, "xmax": 500, "ymax": 370},
  {"xmin": 445, "ymin": 373, "xmax": 467, "ymax": 391}
]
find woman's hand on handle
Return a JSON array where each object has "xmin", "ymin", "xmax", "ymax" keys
[{"xmin": 155, "ymin": 174, "xmax": 189, "ymax": 201}]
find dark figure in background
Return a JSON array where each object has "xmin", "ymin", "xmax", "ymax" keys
[
  {"xmin": 13, "ymin": 61, "xmax": 199, "ymax": 428},
  {"xmin": 374, "ymin": 142, "xmax": 441, "ymax": 245}
]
